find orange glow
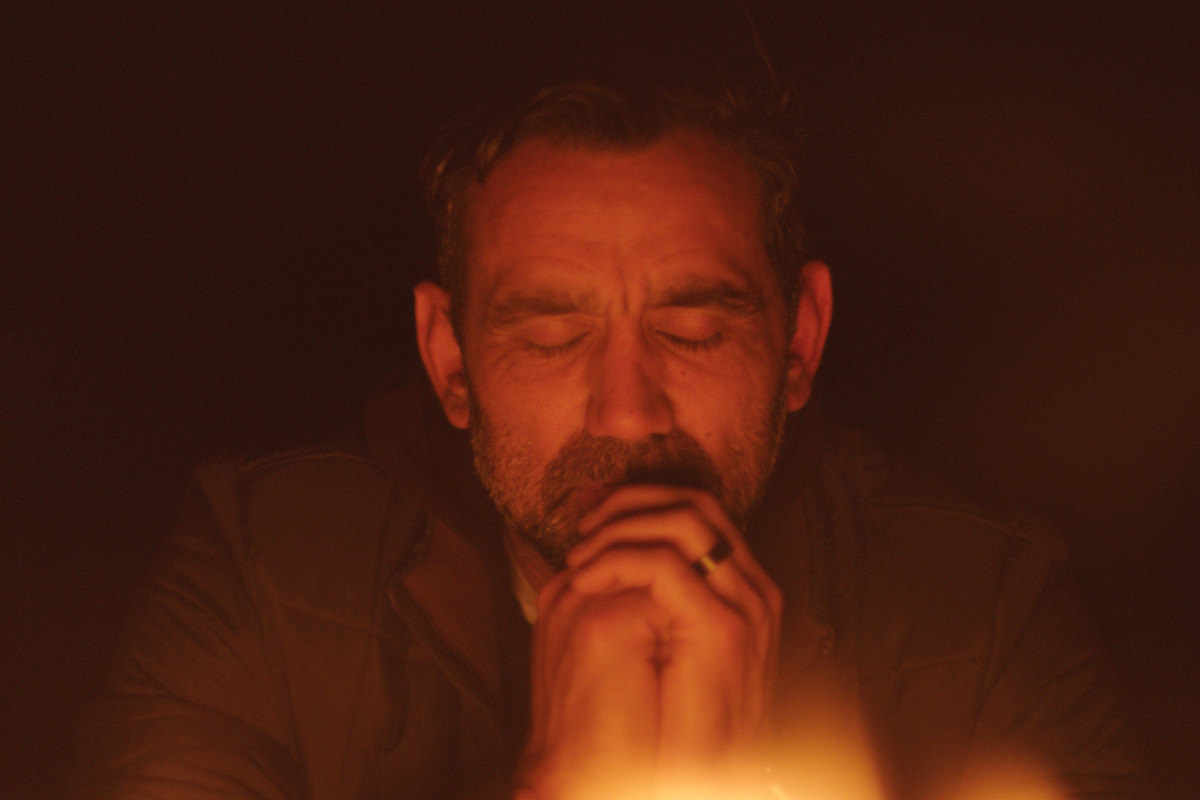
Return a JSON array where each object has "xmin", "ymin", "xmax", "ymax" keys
[
  {"xmin": 950, "ymin": 755, "xmax": 1067, "ymax": 800},
  {"xmin": 551, "ymin": 752, "xmax": 1066, "ymax": 800},
  {"xmin": 547, "ymin": 685, "xmax": 888, "ymax": 799},
  {"xmin": 532, "ymin": 670, "xmax": 1066, "ymax": 800}
]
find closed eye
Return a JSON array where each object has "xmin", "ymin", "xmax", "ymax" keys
[
  {"xmin": 527, "ymin": 331, "xmax": 589, "ymax": 357},
  {"xmin": 658, "ymin": 330, "xmax": 726, "ymax": 352},
  {"xmin": 651, "ymin": 308, "xmax": 728, "ymax": 353},
  {"xmin": 514, "ymin": 315, "xmax": 592, "ymax": 357}
]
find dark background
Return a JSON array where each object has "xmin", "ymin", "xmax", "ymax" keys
[{"xmin": 5, "ymin": 3, "xmax": 1198, "ymax": 798}]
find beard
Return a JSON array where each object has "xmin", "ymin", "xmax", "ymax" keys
[{"xmin": 468, "ymin": 383, "xmax": 788, "ymax": 570}]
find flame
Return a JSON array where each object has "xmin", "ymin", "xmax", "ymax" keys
[
  {"xmin": 531, "ymin": 651, "xmax": 1064, "ymax": 800},
  {"xmin": 552, "ymin": 716, "xmax": 887, "ymax": 800}
]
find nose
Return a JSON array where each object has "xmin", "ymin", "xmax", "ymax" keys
[{"xmin": 585, "ymin": 324, "xmax": 674, "ymax": 440}]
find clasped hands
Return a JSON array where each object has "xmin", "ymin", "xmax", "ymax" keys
[{"xmin": 516, "ymin": 485, "xmax": 783, "ymax": 799}]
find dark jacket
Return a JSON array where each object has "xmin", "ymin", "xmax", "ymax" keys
[{"xmin": 73, "ymin": 379, "xmax": 1147, "ymax": 799}]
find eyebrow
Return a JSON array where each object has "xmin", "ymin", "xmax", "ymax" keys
[
  {"xmin": 652, "ymin": 282, "xmax": 763, "ymax": 314},
  {"xmin": 488, "ymin": 291, "xmax": 599, "ymax": 325}
]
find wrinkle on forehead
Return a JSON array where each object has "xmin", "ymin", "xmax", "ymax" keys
[
  {"xmin": 463, "ymin": 132, "xmax": 777, "ymax": 322},
  {"xmin": 474, "ymin": 145, "xmax": 761, "ymax": 250}
]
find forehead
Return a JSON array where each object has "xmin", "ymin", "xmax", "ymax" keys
[{"xmin": 462, "ymin": 131, "xmax": 776, "ymax": 307}]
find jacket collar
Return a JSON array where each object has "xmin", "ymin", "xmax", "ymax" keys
[{"xmin": 363, "ymin": 372, "xmax": 531, "ymax": 757}]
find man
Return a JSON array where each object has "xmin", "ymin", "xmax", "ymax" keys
[{"xmin": 74, "ymin": 83, "xmax": 1147, "ymax": 799}]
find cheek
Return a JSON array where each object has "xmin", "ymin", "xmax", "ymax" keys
[
  {"xmin": 469, "ymin": 364, "xmax": 585, "ymax": 465},
  {"xmin": 666, "ymin": 347, "xmax": 784, "ymax": 434}
]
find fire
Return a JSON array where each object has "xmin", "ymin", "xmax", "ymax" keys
[
  {"xmin": 536, "ymin": 703, "xmax": 1065, "ymax": 800},
  {"xmin": 557, "ymin": 755, "xmax": 1065, "ymax": 800}
]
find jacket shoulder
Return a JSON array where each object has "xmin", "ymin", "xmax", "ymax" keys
[
  {"xmin": 841, "ymin": 449, "xmax": 1069, "ymax": 679},
  {"xmin": 193, "ymin": 442, "xmax": 425, "ymax": 623}
]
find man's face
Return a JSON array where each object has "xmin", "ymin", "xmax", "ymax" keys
[{"xmin": 456, "ymin": 132, "xmax": 795, "ymax": 567}]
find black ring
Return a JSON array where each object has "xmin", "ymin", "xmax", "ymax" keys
[{"xmin": 691, "ymin": 537, "xmax": 733, "ymax": 578}]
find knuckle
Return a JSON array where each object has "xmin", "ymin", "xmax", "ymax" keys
[{"xmin": 569, "ymin": 596, "xmax": 643, "ymax": 654}]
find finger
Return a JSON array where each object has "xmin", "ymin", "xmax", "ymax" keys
[
  {"xmin": 570, "ymin": 513, "xmax": 760, "ymax": 624},
  {"xmin": 578, "ymin": 485, "xmax": 738, "ymax": 543},
  {"xmin": 572, "ymin": 498, "xmax": 733, "ymax": 564},
  {"xmin": 570, "ymin": 491, "xmax": 781, "ymax": 633},
  {"xmin": 535, "ymin": 569, "xmax": 667, "ymax": 678},
  {"xmin": 529, "ymin": 569, "xmax": 574, "ymax": 716},
  {"xmin": 524, "ymin": 583, "xmax": 664, "ymax": 788},
  {"xmin": 568, "ymin": 544, "xmax": 769, "ymax": 660},
  {"xmin": 658, "ymin": 648, "xmax": 765, "ymax": 763},
  {"xmin": 568, "ymin": 545, "xmax": 773, "ymax": 759},
  {"xmin": 575, "ymin": 485, "xmax": 761, "ymax": 574},
  {"xmin": 572, "ymin": 486, "xmax": 753, "ymax": 581}
]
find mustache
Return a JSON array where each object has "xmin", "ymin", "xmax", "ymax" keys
[{"xmin": 539, "ymin": 430, "xmax": 724, "ymax": 511}]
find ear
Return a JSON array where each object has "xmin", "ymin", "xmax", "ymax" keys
[
  {"xmin": 413, "ymin": 281, "xmax": 470, "ymax": 429},
  {"xmin": 784, "ymin": 260, "xmax": 834, "ymax": 412}
]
